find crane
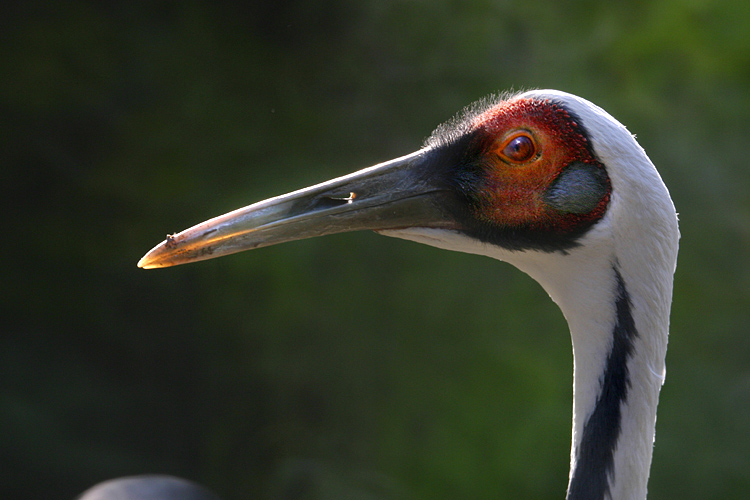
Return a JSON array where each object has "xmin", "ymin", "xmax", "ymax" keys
[{"xmin": 138, "ymin": 90, "xmax": 679, "ymax": 500}]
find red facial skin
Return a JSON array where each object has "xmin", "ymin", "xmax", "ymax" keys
[{"xmin": 470, "ymin": 98, "xmax": 610, "ymax": 233}]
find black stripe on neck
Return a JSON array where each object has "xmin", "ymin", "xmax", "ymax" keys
[{"xmin": 567, "ymin": 267, "xmax": 637, "ymax": 500}]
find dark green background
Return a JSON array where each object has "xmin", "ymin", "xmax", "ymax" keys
[{"xmin": 3, "ymin": 2, "xmax": 749, "ymax": 499}]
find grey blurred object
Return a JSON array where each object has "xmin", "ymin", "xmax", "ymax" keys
[{"xmin": 77, "ymin": 475, "xmax": 221, "ymax": 500}]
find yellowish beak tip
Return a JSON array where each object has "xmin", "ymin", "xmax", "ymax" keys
[
  {"xmin": 136, "ymin": 257, "xmax": 152, "ymax": 269},
  {"xmin": 137, "ymin": 240, "xmax": 171, "ymax": 269}
]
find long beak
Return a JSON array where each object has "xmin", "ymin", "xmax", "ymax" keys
[{"xmin": 137, "ymin": 149, "xmax": 462, "ymax": 269}]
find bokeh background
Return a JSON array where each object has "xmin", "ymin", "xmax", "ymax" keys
[{"xmin": 3, "ymin": 2, "xmax": 749, "ymax": 499}]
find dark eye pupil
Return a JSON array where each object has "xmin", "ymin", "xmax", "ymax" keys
[{"xmin": 503, "ymin": 135, "xmax": 534, "ymax": 162}]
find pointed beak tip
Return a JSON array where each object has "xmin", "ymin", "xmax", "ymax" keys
[
  {"xmin": 137, "ymin": 242, "xmax": 171, "ymax": 269},
  {"xmin": 136, "ymin": 255, "xmax": 156, "ymax": 269},
  {"xmin": 137, "ymin": 257, "xmax": 174, "ymax": 269}
]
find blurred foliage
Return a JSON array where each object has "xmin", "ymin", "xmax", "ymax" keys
[{"xmin": 2, "ymin": 1, "xmax": 749, "ymax": 499}]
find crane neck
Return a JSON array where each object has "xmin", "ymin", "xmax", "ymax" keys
[
  {"xmin": 383, "ymin": 204, "xmax": 677, "ymax": 500},
  {"xmin": 565, "ymin": 266, "xmax": 660, "ymax": 500},
  {"xmin": 511, "ymin": 237, "xmax": 673, "ymax": 500}
]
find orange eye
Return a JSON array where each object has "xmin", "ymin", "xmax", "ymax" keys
[{"xmin": 498, "ymin": 132, "xmax": 537, "ymax": 164}]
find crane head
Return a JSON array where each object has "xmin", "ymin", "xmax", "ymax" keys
[{"xmin": 137, "ymin": 91, "xmax": 623, "ymax": 269}]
